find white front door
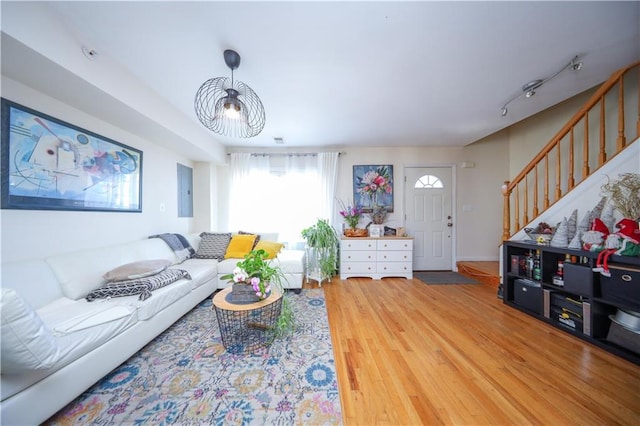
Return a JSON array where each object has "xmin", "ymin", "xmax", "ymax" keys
[{"xmin": 404, "ymin": 166, "xmax": 454, "ymax": 270}]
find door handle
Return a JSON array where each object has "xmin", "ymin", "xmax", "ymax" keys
[{"xmin": 447, "ymin": 223, "xmax": 453, "ymax": 227}]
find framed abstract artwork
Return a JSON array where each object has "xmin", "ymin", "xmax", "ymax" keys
[
  {"xmin": 1, "ymin": 99, "xmax": 143, "ymax": 212},
  {"xmin": 352, "ymin": 164, "xmax": 394, "ymax": 212}
]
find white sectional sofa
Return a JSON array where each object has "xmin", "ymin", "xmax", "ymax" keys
[{"xmin": 0, "ymin": 232, "xmax": 304, "ymax": 425}]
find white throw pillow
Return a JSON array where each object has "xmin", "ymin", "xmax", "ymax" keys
[
  {"xmin": 102, "ymin": 259, "xmax": 171, "ymax": 282},
  {"xmin": 1, "ymin": 288, "xmax": 61, "ymax": 372}
]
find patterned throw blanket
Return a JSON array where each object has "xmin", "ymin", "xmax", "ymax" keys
[{"xmin": 149, "ymin": 233, "xmax": 195, "ymax": 263}]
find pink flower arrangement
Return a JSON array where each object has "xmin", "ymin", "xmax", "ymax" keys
[
  {"xmin": 338, "ymin": 199, "xmax": 364, "ymax": 229},
  {"xmin": 221, "ymin": 249, "xmax": 280, "ymax": 300},
  {"xmin": 230, "ymin": 267, "xmax": 271, "ymax": 299}
]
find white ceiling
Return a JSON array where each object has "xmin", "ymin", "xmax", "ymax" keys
[{"xmin": 2, "ymin": 1, "xmax": 640, "ymax": 153}]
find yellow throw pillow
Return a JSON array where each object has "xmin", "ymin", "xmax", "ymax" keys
[
  {"xmin": 224, "ymin": 234, "xmax": 258, "ymax": 259},
  {"xmin": 254, "ymin": 240, "xmax": 284, "ymax": 259}
]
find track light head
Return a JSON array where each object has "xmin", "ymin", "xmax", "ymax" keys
[{"xmin": 522, "ymin": 80, "xmax": 543, "ymax": 94}]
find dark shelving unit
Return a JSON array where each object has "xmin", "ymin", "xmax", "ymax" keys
[{"xmin": 503, "ymin": 241, "xmax": 640, "ymax": 366}]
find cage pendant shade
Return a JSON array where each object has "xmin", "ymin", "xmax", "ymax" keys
[{"xmin": 194, "ymin": 50, "xmax": 265, "ymax": 138}]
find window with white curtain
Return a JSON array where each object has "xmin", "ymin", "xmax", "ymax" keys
[{"xmin": 228, "ymin": 153, "xmax": 338, "ymax": 247}]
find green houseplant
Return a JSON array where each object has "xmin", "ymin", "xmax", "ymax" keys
[
  {"xmin": 221, "ymin": 249, "xmax": 295, "ymax": 338},
  {"xmin": 301, "ymin": 219, "xmax": 340, "ymax": 284}
]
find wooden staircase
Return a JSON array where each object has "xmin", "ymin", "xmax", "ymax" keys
[
  {"xmin": 457, "ymin": 261, "xmax": 500, "ymax": 287},
  {"xmin": 502, "ymin": 61, "xmax": 640, "ymax": 240}
]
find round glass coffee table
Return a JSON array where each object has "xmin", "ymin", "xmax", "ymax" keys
[{"xmin": 212, "ymin": 287, "xmax": 283, "ymax": 353}]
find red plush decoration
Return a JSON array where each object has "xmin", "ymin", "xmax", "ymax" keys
[
  {"xmin": 593, "ymin": 218, "xmax": 640, "ymax": 277},
  {"xmin": 591, "ymin": 218, "xmax": 610, "ymax": 236},
  {"xmin": 615, "ymin": 218, "xmax": 640, "ymax": 243},
  {"xmin": 582, "ymin": 218, "xmax": 610, "ymax": 252}
]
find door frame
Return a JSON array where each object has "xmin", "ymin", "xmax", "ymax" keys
[{"xmin": 403, "ymin": 164, "xmax": 458, "ymax": 271}]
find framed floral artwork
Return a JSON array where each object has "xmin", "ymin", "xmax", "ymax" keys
[
  {"xmin": 353, "ymin": 164, "xmax": 393, "ymax": 212},
  {"xmin": 1, "ymin": 98, "xmax": 143, "ymax": 212}
]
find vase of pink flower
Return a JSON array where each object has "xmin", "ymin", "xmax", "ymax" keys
[{"xmin": 338, "ymin": 199, "xmax": 364, "ymax": 230}]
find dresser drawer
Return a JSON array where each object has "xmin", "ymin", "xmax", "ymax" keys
[
  {"xmin": 377, "ymin": 239, "xmax": 412, "ymax": 251},
  {"xmin": 377, "ymin": 262, "xmax": 412, "ymax": 274},
  {"xmin": 377, "ymin": 251, "xmax": 412, "ymax": 262},
  {"xmin": 341, "ymin": 262, "xmax": 377, "ymax": 274},
  {"xmin": 342, "ymin": 251, "xmax": 375, "ymax": 262},
  {"xmin": 341, "ymin": 239, "xmax": 376, "ymax": 251}
]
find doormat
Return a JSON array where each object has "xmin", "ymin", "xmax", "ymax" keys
[{"xmin": 414, "ymin": 271, "xmax": 480, "ymax": 285}]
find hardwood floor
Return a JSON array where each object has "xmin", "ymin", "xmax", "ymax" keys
[{"xmin": 306, "ymin": 278, "xmax": 640, "ymax": 425}]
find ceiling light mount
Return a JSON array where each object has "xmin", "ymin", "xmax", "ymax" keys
[
  {"xmin": 194, "ymin": 49, "xmax": 266, "ymax": 138},
  {"xmin": 500, "ymin": 55, "xmax": 583, "ymax": 117},
  {"xmin": 81, "ymin": 46, "xmax": 98, "ymax": 61}
]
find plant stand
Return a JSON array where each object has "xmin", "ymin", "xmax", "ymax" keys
[{"xmin": 305, "ymin": 245, "xmax": 336, "ymax": 287}]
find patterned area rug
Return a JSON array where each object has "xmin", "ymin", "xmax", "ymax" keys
[
  {"xmin": 414, "ymin": 271, "xmax": 480, "ymax": 285},
  {"xmin": 45, "ymin": 289, "xmax": 342, "ymax": 425}
]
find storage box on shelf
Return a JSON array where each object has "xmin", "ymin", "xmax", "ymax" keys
[
  {"xmin": 502, "ymin": 240, "xmax": 640, "ymax": 365},
  {"xmin": 600, "ymin": 264, "xmax": 640, "ymax": 310},
  {"xmin": 513, "ymin": 278, "xmax": 543, "ymax": 315}
]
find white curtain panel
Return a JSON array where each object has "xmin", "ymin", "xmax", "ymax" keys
[
  {"xmin": 317, "ymin": 152, "xmax": 339, "ymax": 226},
  {"xmin": 227, "ymin": 152, "xmax": 340, "ymax": 248}
]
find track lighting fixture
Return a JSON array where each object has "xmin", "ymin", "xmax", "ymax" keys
[{"xmin": 500, "ymin": 55, "xmax": 583, "ymax": 117}]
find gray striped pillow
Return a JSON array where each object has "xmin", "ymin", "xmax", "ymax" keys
[{"xmin": 194, "ymin": 232, "xmax": 232, "ymax": 259}]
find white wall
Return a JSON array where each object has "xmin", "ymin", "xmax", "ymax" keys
[
  {"xmin": 507, "ymin": 88, "xmax": 597, "ymax": 178},
  {"xmin": 1, "ymin": 78, "xmax": 195, "ymax": 263},
  {"xmin": 1, "ymin": 1, "xmax": 226, "ymax": 165},
  {"xmin": 193, "ymin": 162, "xmax": 216, "ymax": 232},
  {"xmin": 333, "ymin": 143, "xmax": 509, "ymax": 261},
  {"xmin": 216, "ymin": 141, "xmax": 511, "ymax": 262}
]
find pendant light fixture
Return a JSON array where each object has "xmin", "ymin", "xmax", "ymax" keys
[
  {"xmin": 500, "ymin": 55, "xmax": 583, "ymax": 117},
  {"xmin": 194, "ymin": 49, "xmax": 266, "ymax": 138}
]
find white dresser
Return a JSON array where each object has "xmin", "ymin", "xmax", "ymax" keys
[{"xmin": 340, "ymin": 237, "xmax": 413, "ymax": 279}]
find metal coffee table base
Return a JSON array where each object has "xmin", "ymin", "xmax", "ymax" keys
[{"xmin": 212, "ymin": 287, "xmax": 283, "ymax": 353}]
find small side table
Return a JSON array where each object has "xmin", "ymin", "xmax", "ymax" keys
[{"xmin": 212, "ymin": 287, "xmax": 283, "ymax": 353}]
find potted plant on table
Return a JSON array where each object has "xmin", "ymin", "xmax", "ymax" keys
[
  {"xmin": 221, "ymin": 249, "xmax": 295, "ymax": 338},
  {"xmin": 301, "ymin": 218, "xmax": 340, "ymax": 285}
]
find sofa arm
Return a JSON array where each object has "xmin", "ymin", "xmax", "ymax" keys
[{"xmin": 1, "ymin": 289, "xmax": 61, "ymax": 373}]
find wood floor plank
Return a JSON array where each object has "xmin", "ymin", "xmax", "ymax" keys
[{"xmin": 309, "ymin": 277, "xmax": 640, "ymax": 425}]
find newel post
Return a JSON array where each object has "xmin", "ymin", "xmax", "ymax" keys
[{"xmin": 502, "ymin": 181, "xmax": 511, "ymax": 241}]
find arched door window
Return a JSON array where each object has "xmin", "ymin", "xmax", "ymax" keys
[{"xmin": 414, "ymin": 174, "xmax": 444, "ymax": 189}]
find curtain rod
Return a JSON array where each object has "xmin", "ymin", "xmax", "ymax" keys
[{"xmin": 227, "ymin": 152, "xmax": 345, "ymax": 157}]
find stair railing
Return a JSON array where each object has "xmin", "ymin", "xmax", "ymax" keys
[{"xmin": 502, "ymin": 61, "xmax": 640, "ymax": 241}]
